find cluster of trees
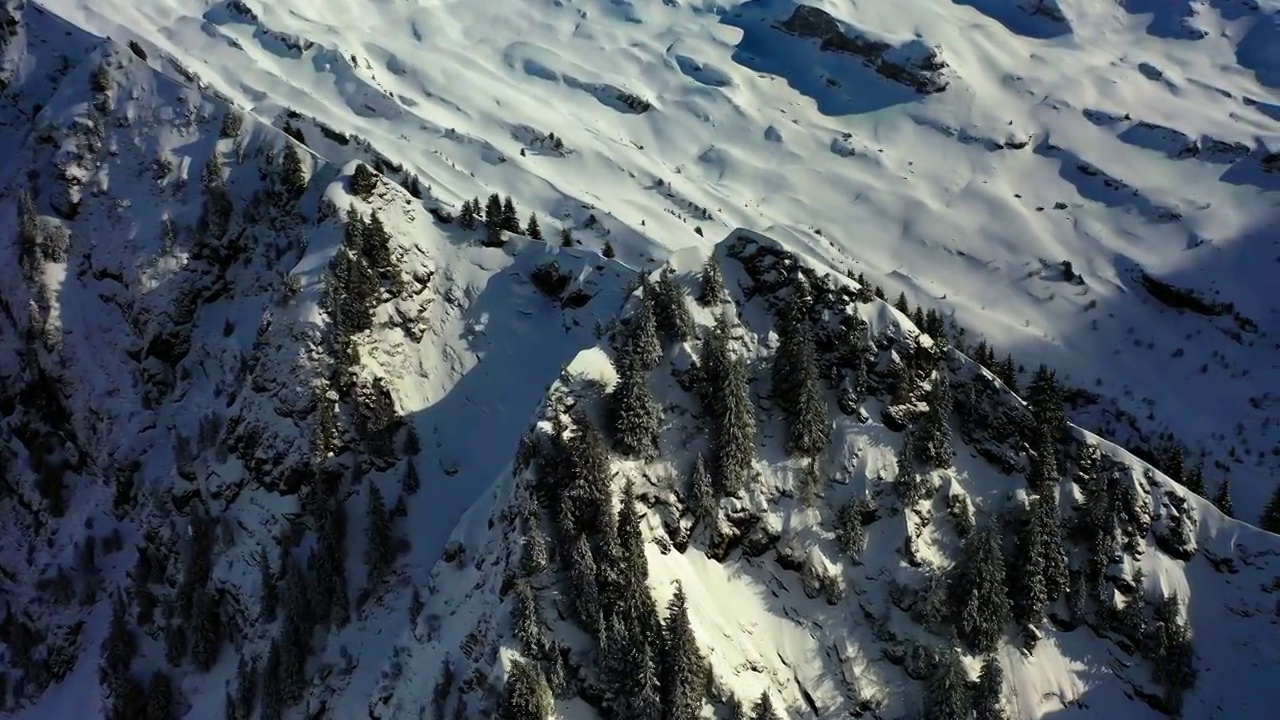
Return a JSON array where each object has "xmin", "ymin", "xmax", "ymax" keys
[
  {"xmin": 326, "ymin": 207, "xmax": 395, "ymax": 364},
  {"xmin": 456, "ymin": 193, "xmax": 543, "ymax": 247}
]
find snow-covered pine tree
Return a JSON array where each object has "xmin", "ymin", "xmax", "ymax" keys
[
  {"xmin": 502, "ymin": 195, "xmax": 521, "ymax": 232},
  {"xmin": 499, "ymin": 659, "xmax": 554, "ymax": 720},
  {"xmin": 403, "ymin": 460, "xmax": 421, "ymax": 495},
  {"xmin": 1182, "ymin": 463, "xmax": 1206, "ymax": 497},
  {"xmin": 558, "ymin": 412, "xmax": 616, "ymax": 537},
  {"xmin": 1012, "ymin": 491, "xmax": 1069, "ymax": 626},
  {"xmin": 1027, "ymin": 432, "xmax": 1061, "ymax": 491},
  {"xmin": 949, "ymin": 523, "xmax": 1012, "ymax": 654},
  {"xmin": 512, "ymin": 579, "xmax": 548, "ymax": 657},
  {"xmin": 1212, "ymin": 480, "xmax": 1233, "ymax": 517},
  {"xmin": 973, "ymin": 656, "xmax": 1007, "ymax": 720},
  {"xmin": 458, "ymin": 199, "xmax": 477, "ymax": 230},
  {"xmin": 688, "ymin": 454, "xmax": 716, "ymax": 535},
  {"xmin": 522, "ymin": 511, "xmax": 549, "ymax": 576},
  {"xmin": 771, "ymin": 291, "xmax": 830, "ymax": 457},
  {"xmin": 697, "ymin": 254, "xmax": 726, "ymax": 306},
  {"xmin": 1149, "ymin": 594, "xmax": 1197, "ymax": 713},
  {"xmin": 100, "ymin": 591, "xmax": 143, "ymax": 720},
  {"xmin": 660, "ymin": 584, "xmax": 707, "ymax": 720},
  {"xmin": 833, "ymin": 496, "xmax": 867, "ymax": 562},
  {"xmin": 365, "ymin": 481, "xmax": 394, "ymax": 586},
  {"xmin": 713, "ymin": 347, "xmax": 757, "ymax": 498},
  {"xmin": 750, "ymin": 692, "xmax": 781, "ymax": 720},
  {"xmin": 1261, "ymin": 485, "xmax": 1280, "ymax": 533},
  {"xmin": 909, "ymin": 370, "xmax": 954, "ymax": 469},
  {"xmin": 651, "ymin": 267, "xmax": 694, "ymax": 343},
  {"xmin": 924, "ymin": 647, "xmax": 971, "ymax": 720},
  {"xmin": 626, "ymin": 294, "xmax": 663, "ymax": 371},
  {"xmin": 836, "ymin": 316, "xmax": 870, "ymax": 416},
  {"xmin": 565, "ymin": 532, "xmax": 602, "ymax": 632},
  {"xmin": 525, "ymin": 212, "xmax": 542, "ymax": 240},
  {"xmin": 607, "ymin": 333, "xmax": 661, "ymax": 460},
  {"xmin": 484, "ymin": 193, "xmax": 503, "ymax": 231},
  {"xmin": 144, "ymin": 670, "xmax": 175, "ymax": 720},
  {"xmin": 313, "ymin": 500, "xmax": 350, "ymax": 627}
]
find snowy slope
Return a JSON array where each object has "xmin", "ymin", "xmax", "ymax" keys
[
  {"xmin": 27, "ymin": 0, "xmax": 1280, "ymax": 511},
  {"xmin": 0, "ymin": 0, "xmax": 1276, "ymax": 719}
]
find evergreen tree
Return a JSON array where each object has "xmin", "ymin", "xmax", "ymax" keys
[
  {"xmin": 750, "ymin": 692, "xmax": 780, "ymax": 720},
  {"xmin": 366, "ymin": 481, "xmax": 394, "ymax": 586},
  {"xmin": 1212, "ymin": 480, "xmax": 1233, "ymax": 518},
  {"xmin": 313, "ymin": 500, "xmax": 350, "ymax": 628},
  {"xmin": 626, "ymin": 295, "xmax": 664, "ymax": 371},
  {"xmin": 260, "ymin": 640, "xmax": 283, "ymax": 720},
  {"xmin": 697, "ymin": 255, "xmax": 725, "ymax": 306},
  {"xmin": 458, "ymin": 199, "xmax": 477, "ymax": 230},
  {"xmin": 1027, "ymin": 364, "xmax": 1066, "ymax": 445},
  {"xmin": 559, "ymin": 226, "xmax": 573, "ymax": 247},
  {"xmin": 499, "ymin": 659, "xmax": 554, "ymax": 720},
  {"xmin": 660, "ymin": 584, "xmax": 706, "ymax": 720},
  {"xmin": 1149, "ymin": 594, "xmax": 1197, "ymax": 713},
  {"xmin": 502, "ymin": 196, "xmax": 521, "ymax": 232},
  {"xmin": 328, "ymin": 241, "xmax": 379, "ymax": 336},
  {"xmin": 712, "ymin": 350, "xmax": 757, "ymax": 497},
  {"xmin": 772, "ymin": 292, "xmax": 829, "ymax": 457},
  {"xmin": 1182, "ymin": 463, "xmax": 1206, "ymax": 497},
  {"xmin": 909, "ymin": 372, "xmax": 954, "ymax": 469},
  {"xmin": 996, "ymin": 355, "xmax": 1019, "ymax": 393},
  {"xmin": 688, "ymin": 454, "xmax": 717, "ymax": 537},
  {"xmin": 1261, "ymin": 485, "xmax": 1280, "ymax": 533},
  {"xmin": 894, "ymin": 292, "xmax": 910, "ymax": 315},
  {"xmin": 144, "ymin": 670, "xmax": 175, "ymax": 720},
  {"xmin": 1027, "ymin": 432, "xmax": 1060, "ymax": 491},
  {"xmin": 608, "ymin": 329, "xmax": 662, "ymax": 459},
  {"xmin": 100, "ymin": 592, "xmax": 140, "ymax": 717},
  {"xmin": 350, "ymin": 162, "xmax": 377, "ymax": 199},
  {"xmin": 484, "ymin": 193, "xmax": 503, "ymax": 231},
  {"xmin": 651, "ymin": 267, "xmax": 694, "ymax": 343},
  {"xmin": 363, "ymin": 210, "xmax": 395, "ymax": 276},
  {"xmin": 234, "ymin": 655, "xmax": 257, "ymax": 720},
  {"xmin": 512, "ymin": 580, "xmax": 548, "ymax": 657},
  {"xmin": 949, "ymin": 524, "xmax": 1012, "ymax": 653},
  {"xmin": 189, "ymin": 585, "xmax": 221, "ymax": 670},
  {"xmin": 403, "ymin": 461, "xmax": 421, "ymax": 496},
  {"xmin": 17, "ymin": 189, "xmax": 40, "ymax": 280},
  {"xmin": 565, "ymin": 533, "xmax": 602, "ymax": 632},
  {"xmin": 616, "ymin": 641, "xmax": 662, "ymax": 720},
  {"xmin": 837, "ymin": 318, "xmax": 870, "ymax": 415},
  {"xmin": 556, "ymin": 413, "xmax": 615, "ymax": 538},
  {"xmin": 895, "ymin": 438, "xmax": 932, "ymax": 506},
  {"xmin": 278, "ymin": 560, "xmax": 311, "ymax": 704},
  {"xmin": 1013, "ymin": 492, "xmax": 1069, "ymax": 626},
  {"xmin": 525, "ymin": 213, "xmax": 543, "ymax": 240},
  {"xmin": 617, "ymin": 480, "xmax": 663, "ymax": 649},
  {"xmin": 523, "ymin": 513, "xmax": 549, "ymax": 576},
  {"xmin": 833, "ymin": 497, "xmax": 867, "ymax": 562},
  {"xmin": 924, "ymin": 647, "xmax": 971, "ymax": 720},
  {"xmin": 603, "ymin": 241, "xmax": 616, "ymax": 259}
]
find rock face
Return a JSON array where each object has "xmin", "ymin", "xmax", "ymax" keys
[{"xmin": 777, "ymin": 5, "xmax": 950, "ymax": 94}]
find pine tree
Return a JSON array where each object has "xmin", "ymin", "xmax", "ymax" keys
[
  {"xmin": 314, "ymin": 500, "xmax": 350, "ymax": 627},
  {"xmin": 278, "ymin": 560, "xmax": 311, "ymax": 703},
  {"xmin": 1013, "ymin": 492, "xmax": 1068, "ymax": 626},
  {"xmin": 603, "ymin": 240, "xmax": 616, "ymax": 258},
  {"xmin": 403, "ymin": 461, "xmax": 421, "ymax": 495},
  {"xmin": 260, "ymin": 640, "xmax": 284, "ymax": 720},
  {"xmin": 996, "ymin": 355, "xmax": 1019, "ymax": 393},
  {"xmin": 833, "ymin": 497, "xmax": 867, "ymax": 561},
  {"xmin": 458, "ymin": 199, "xmax": 477, "ymax": 230},
  {"xmin": 750, "ymin": 692, "xmax": 780, "ymax": 720},
  {"xmin": 328, "ymin": 241, "xmax": 379, "ymax": 336},
  {"xmin": 972, "ymin": 653, "xmax": 1003, "ymax": 712},
  {"xmin": 363, "ymin": 210, "xmax": 394, "ymax": 276},
  {"xmin": 697, "ymin": 255, "xmax": 725, "ymax": 306},
  {"xmin": 559, "ymin": 226, "xmax": 573, "ymax": 247},
  {"xmin": 566, "ymin": 533, "xmax": 602, "ymax": 632},
  {"xmin": 626, "ymin": 295, "xmax": 664, "ymax": 371},
  {"xmin": 688, "ymin": 454, "xmax": 717, "ymax": 535},
  {"xmin": 661, "ymin": 584, "xmax": 706, "ymax": 720},
  {"xmin": 234, "ymin": 655, "xmax": 257, "ymax": 720},
  {"xmin": 1182, "ymin": 463, "xmax": 1206, "ymax": 497},
  {"xmin": 485, "ymin": 193, "xmax": 503, "ymax": 230},
  {"xmin": 144, "ymin": 670, "xmax": 175, "ymax": 720},
  {"xmin": 713, "ymin": 350, "xmax": 757, "ymax": 497},
  {"xmin": 925, "ymin": 647, "xmax": 972, "ymax": 720},
  {"xmin": 17, "ymin": 189, "xmax": 40, "ymax": 280},
  {"xmin": 1027, "ymin": 432, "xmax": 1060, "ymax": 491},
  {"xmin": 609, "ymin": 329, "xmax": 662, "ymax": 459},
  {"xmin": 894, "ymin": 292, "xmax": 911, "ymax": 315},
  {"xmin": 1150, "ymin": 594, "xmax": 1197, "ymax": 713},
  {"xmin": 651, "ymin": 268, "xmax": 694, "ymax": 343},
  {"xmin": 950, "ymin": 524, "xmax": 1012, "ymax": 653},
  {"xmin": 313, "ymin": 383, "xmax": 338, "ymax": 464},
  {"xmin": 502, "ymin": 196, "xmax": 521, "ymax": 232},
  {"xmin": 523, "ymin": 513, "xmax": 549, "ymax": 576},
  {"xmin": 909, "ymin": 371, "xmax": 954, "ymax": 469},
  {"xmin": 616, "ymin": 641, "xmax": 662, "ymax": 720},
  {"xmin": 512, "ymin": 579, "xmax": 548, "ymax": 657},
  {"xmin": 100, "ymin": 592, "xmax": 140, "ymax": 716},
  {"xmin": 525, "ymin": 213, "xmax": 543, "ymax": 240},
  {"xmin": 350, "ymin": 162, "xmax": 377, "ymax": 199},
  {"xmin": 1212, "ymin": 480, "xmax": 1233, "ymax": 518},
  {"xmin": 1027, "ymin": 364, "xmax": 1066, "ymax": 445},
  {"xmin": 1261, "ymin": 485, "xmax": 1280, "ymax": 533},
  {"xmin": 772, "ymin": 294, "xmax": 829, "ymax": 458},
  {"xmin": 366, "ymin": 481, "xmax": 393, "ymax": 586},
  {"xmin": 499, "ymin": 659, "xmax": 554, "ymax": 720}
]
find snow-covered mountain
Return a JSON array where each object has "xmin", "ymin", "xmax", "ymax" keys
[{"xmin": 0, "ymin": 0, "xmax": 1276, "ymax": 718}]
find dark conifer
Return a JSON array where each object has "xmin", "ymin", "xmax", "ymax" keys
[
  {"xmin": 924, "ymin": 647, "xmax": 971, "ymax": 720},
  {"xmin": 1013, "ymin": 492, "xmax": 1069, "ymax": 626},
  {"xmin": 512, "ymin": 579, "xmax": 548, "ymax": 657},
  {"xmin": 608, "ymin": 350, "xmax": 661, "ymax": 459},
  {"xmin": 1150, "ymin": 594, "xmax": 1196, "ymax": 713},
  {"xmin": 1261, "ymin": 485, "xmax": 1280, "ymax": 533},
  {"xmin": 688, "ymin": 455, "xmax": 717, "ymax": 537},
  {"xmin": 525, "ymin": 213, "xmax": 543, "ymax": 240},
  {"xmin": 502, "ymin": 196, "xmax": 521, "ymax": 232},
  {"xmin": 833, "ymin": 497, "xmax": 867, "ymax": 562},
  {"xmin": 366, "ymin": 481, "xmax": 393, "ymax": 586},
  {"xmin": 499, "ymin": 659, "xmax": 553, "ymax": 720},
  {"xmin": 950, "ymin": 524, "xmax": 1012, "ymax": 654},
  {"xmin": 651, "ymin": 267, "xmax": 694, "ymax": 343},
  {"xmin": 697, "ymin": 255, "xmax": 725, "ymax": 306},
  {"xmin": 458, "ymin": 199, "xmax": 477, "ymax": 230},
  {"xmin": 1212, "ymin": 480, "xmax": 1233, "ymax": 518},
  {"xmin": 750, "ymin": 692, "xmax": 780, "ymax": 720},
  {"xmin": 661, "ymin": 584, "xmax": 706, "ymax": 720}
]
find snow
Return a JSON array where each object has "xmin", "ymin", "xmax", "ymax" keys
[{"xmin": 0, "ymin": 0, "xmax": 1276, "ymax": 717}]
